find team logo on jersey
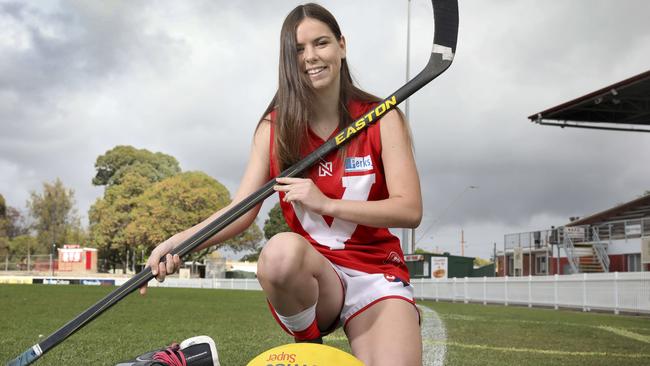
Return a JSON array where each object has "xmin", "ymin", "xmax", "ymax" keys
[
  {"xmin": 383, "ymin": 251, "xmax": 403, "ymax": 266},
  {"xmin": 318, "ymin": 161, "xmax": 333, "ymax": 177},
  {"xmin": 344, "ymin": 155, "xmax": 373, "ymax": 172}
]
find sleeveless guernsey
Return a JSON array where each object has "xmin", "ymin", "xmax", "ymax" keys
[{"xmin": 269, "ymin": 100, "xmax": 410, "ymax": 282}]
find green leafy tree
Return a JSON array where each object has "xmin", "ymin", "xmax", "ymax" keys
[
  {"xmin": 414, "ymin": 248, "xmax": 433, "ymax": 254},
  {"xmin": 1, "ymin": 194, "xmax": 32, "ymax": 259},
  {"xmin": 125, "ymin": 172, "xmax": 231, "ymax": 246},
  {"xmin": 4, "ymin": 206, "xmax": 29, "ymax": 239},
  {"xmin": 92, "ymin": 145, "xmax": 181, "ymax": 187},
  {"xmin": 263, "ymin": 202, "xmax": 291, "ymax": 239},
  {"xmin": 90, "ymin": 168, "xmax": 263, "ymax": 271},
  {"xmin": 27, "ymin": 179, "xmax": 82, "ymax": 254},
  {"xmin": 8, "ymin": 235, "xmax": 41, "ymax": 257},
  {"xmin": 474, "ymin": 257, "xmax": 492, "ymax": 267},
  {"xmin": 0, "ymin": 194, "xmax": 7, "ymax": 257},
  {"xmin": 241, "ymin": 202, "xmax": 290, "ymax": 262},
  {"xmin": 127, "ymin": 172, "xmax": 262, "ymax": 262},
  {"xmin": 0, "ymin": 193, "xmax": 6, "ymax": 220},
  {"xmin": 89, "ymin": 172, "xmax": 151, "ymax": 272}
]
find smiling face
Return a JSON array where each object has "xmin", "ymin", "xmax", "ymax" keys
[{"xmin": 295, "ymin": 17, "xmax": 346, "ymax": 93}]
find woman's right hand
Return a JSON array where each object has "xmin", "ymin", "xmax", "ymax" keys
[{"xmin": 139, "ymin": 241, "xmax": 181, "ymax": 295}]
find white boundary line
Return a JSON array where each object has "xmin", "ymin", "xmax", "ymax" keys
[{"xmin": 419, "ymin": 305, "xmax": 446, "ymax": 366}]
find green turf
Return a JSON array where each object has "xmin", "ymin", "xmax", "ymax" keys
[
  {"xmin": 0, "ymin": 285, "xmax": 349, "ymax": 365},
  {"xmin": 1, "ymin": 285, "xmax": 649, "ymax": 365},
  {"xmin": 424, "ymin": 300, "xmax": 650, "ymax": 366}
]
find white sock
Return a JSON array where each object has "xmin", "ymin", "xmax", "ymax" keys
[{"xmin": 275, "ymin": 303, "xmax": 317, "ymax": 332}]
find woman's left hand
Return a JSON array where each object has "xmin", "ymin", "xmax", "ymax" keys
[{"xmin": 274, "ymin": 177, "xmax": 332, "ymax": 215}]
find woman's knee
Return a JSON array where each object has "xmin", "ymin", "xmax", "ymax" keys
[{"xmin": 257, "ymin": 232, "xmax": 310, "ymax": 286}]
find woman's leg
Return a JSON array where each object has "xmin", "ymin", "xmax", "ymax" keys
[
  {"xmin": 345, "ymin": 299, "xmax": 422, "ymax": 366},
  {"xmin": 257, "ymin": 232, "xmax": 344, "ymax": 334}
]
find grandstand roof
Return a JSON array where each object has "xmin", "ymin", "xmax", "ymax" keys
[
  {"xmin": 528, "ymin": 70, "xmax": 650, "ymax": 133},
  {"xmin": 565, "ymin": 194, "xmax": 650, "ymax": 227}
]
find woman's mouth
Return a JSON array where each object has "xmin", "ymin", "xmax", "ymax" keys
[{"xmin": 306, "ymin": 66, "xmax": 326, "ymax": 76}]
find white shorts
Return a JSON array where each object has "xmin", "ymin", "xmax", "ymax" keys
[
  {"xmin": 329, "ymin": 263, "xmax": 417, "ymax": 331},
  {"xmin": 268, "ymin": 261, "xmax": 418, "ymax": 336}
]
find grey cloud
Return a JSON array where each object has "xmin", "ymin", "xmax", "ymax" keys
[{"xmin": 1, "ymin": 0, "xmax": 649, "ymax": 261}]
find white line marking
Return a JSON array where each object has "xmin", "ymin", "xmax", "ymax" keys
[
  {"xmin": 597, "ymin": 326, "xmax": 650, "ymax": 344},
  {"xmin": 419, "ymin": 305, "xmax": 446, "ymax": 366},
  {"xmin": 426, "ymin": 340, "xmax": 650, "ymax": 359}
]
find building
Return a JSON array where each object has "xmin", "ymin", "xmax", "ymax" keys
[
  {"xmin": 405, "ymin": 253, "xmax": 494, "ymax": 279},
  {"xmin": 57, "ymin": 245, "xmax": 98, "ymax": 273},
  {"xmin": 498, "ymin": 194, "xmax": 650, "ymax": 276},
  {"xmin": 528, "ymin": 69, "xmax": 650, "ymax": 133},
  {"xmin": 497, "ymin": 70, "xmax": 650, "ymax": 276}
]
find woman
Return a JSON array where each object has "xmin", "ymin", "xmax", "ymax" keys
[{"xmin": 142, "ymin": 3, "xmax": 423, "ymax": 365}]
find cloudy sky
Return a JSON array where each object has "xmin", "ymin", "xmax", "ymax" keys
[{"xmin": 1, "ymin": 0, "xmax": 649, "ymax": 260}]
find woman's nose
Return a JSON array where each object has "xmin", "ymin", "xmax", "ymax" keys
[{"xmin": 303, "ymin": 45, "xmax": 317, "ymax": 62}]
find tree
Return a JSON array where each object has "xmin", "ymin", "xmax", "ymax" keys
[
  {"xmin": 240, "ymin": 202, "xmax": 290, "ymax": 262},
  {"xmin": 89, "ymin": 172, "xmax": 152, "ymax": 272},
  {"xmin": 0, "ymin": 194, "xmax": 6, "ymax": 257},
  {"xmin": 474, "ymin": 257, "xmax": 492, "ymax": 267},
  {"xmin": 0, "ymin": 193, "xmax": 6, "ymax": 220},
  {"xmin": 27, "ymin": 179, "xmax": 82, "ymax": 254},
  {"xmin": 1, "ymin": 194, "xmax": 32, "ymax": 259},
  {"xmin": 263, "ymin": 202, "xmax": 291, "ymax": 240},
  {"xmin": 130, "ymin": 172, "xmax": 262, "ymax": 260},
  {"xmin": 125, "ymin": 172, "xmax": 231, "ymax": 246},
  {"xmin": 8, "ymin": 235, "xmax": 41, "ymax": 257},
  {"xmin": 92, "ymin": 145, "xmax": 181, "ymax": 187},
  {"xmin": 4, "ymin": 207, "xmax": 29, "ymax": 239},
  {"xmin": 90, "ymin": 169, "xmax": 264, "ymax": 271}
]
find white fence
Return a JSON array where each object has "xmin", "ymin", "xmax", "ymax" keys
[
  {"xmin": 413, "ymin": 272, "xmax": 650, "ymax": 314},
  {"xmin": 147, "ymin": 277, "xmax": 263, "ymax": 291},
  {"xmin": 146, "ymin": 272, "xmax": 650, "ymax": 315},
  {"xmin": 5, "ymin": 272, "xmax": 646, "ymax": 315}
]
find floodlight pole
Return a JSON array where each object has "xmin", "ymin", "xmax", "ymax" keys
[{"xmin": 402, "ymin": 0, "xmax": 414, "ymax": 254}]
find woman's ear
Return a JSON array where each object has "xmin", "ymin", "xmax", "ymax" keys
[{"xmin": 339, "ymin": 35, "xmax": 347, "ymax": 60}]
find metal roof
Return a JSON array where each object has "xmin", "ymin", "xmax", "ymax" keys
[
  {"xmin": 528, "ymin": 70, "xmax": 650, "ymax": 133},
  {"xmin": 565, "ymin": 194, "xmax": 650, "ymax": 227}
]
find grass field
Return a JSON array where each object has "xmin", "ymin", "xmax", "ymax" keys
[
  {"xmin": 1, "ymin": 284, "xmax": 649, "ymax": 365},
  {"xmin": 424, "ymin": 300, "xmax": 650, "ymax": 366}
]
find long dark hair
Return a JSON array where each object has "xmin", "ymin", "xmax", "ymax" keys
[{"xmin": 259, "ymin": 3, "xmax": 380, "ymax": 171}]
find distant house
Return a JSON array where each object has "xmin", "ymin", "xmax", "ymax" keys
[{"xmin": 497, "ymin": 194, "xmax": 650, "ymax": 276}]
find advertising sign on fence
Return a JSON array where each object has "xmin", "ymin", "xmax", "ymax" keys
[{"xmin": 431, "ymin": 257, "xmax": 448, "ymax": 279}]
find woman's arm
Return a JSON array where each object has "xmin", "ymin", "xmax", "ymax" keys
[{"xmin": 275, "ymin": 110, "xmax": 422, "ymax": 228}]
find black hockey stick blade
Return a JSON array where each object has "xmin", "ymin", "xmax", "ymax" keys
[{"xmin": 6, "ymin": 1, "xmax": 457, "ymax": 365}]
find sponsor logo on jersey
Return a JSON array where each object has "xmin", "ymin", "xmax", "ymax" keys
[
  {"xmin": 318, "ymin": 161, "xmax": 333, "ymax": 177},
  {"xmin": 344, "ymin": 155, "xmax": 373, "ymax": 172}
]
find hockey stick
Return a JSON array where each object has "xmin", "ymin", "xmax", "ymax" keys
[{"xmin": 7, "ymin": 1, "xmax": 457, "ymax": 365}]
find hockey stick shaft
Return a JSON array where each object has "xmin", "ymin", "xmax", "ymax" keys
[{"xmin": 7, "ymin": 1, "xmax": 457, "ymax": 364}]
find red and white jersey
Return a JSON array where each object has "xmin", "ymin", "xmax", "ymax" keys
[{"xmin": 269, "ymin": 99, "xmax": 410, "ymax": 282}]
